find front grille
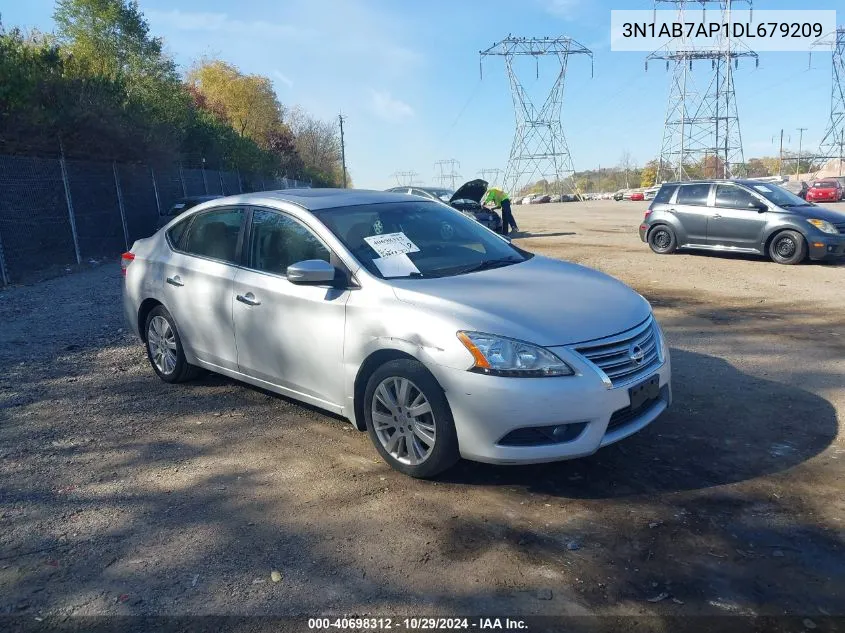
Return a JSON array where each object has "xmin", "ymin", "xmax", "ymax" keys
[
  {"xmin": 573, "ymin": 317, "xmax": 662, "ymax": 387},
  {"xmin": 606, "ymin": 385, "xmax": 669, "ymax": 433}
]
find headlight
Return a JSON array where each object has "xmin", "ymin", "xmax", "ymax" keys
[
  {"xmin": 807, "ymin": 219, "xmax": 838, "ymax": 234},
  {"xmin": 457, "ymin": 331, "xmax": 574, "ymax": 377}
]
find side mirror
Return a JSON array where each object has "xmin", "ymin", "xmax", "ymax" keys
[
  {"xmin": 748, "ymin": 201, "xmax": 768, "ymax": 213},
  {"xmin": 287, "ymin": 259, "xmax": 336, "ymax": 284}
]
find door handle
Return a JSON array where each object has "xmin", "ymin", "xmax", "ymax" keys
[
  {"xmin": 712, "ymin": 214, "xmax": 722, "ymax": 219},
  {"xmin": 166, "ymin": 275, "xmax": 184, "ymax": 287},
  {"xmin": 236, "ymin": 292, "xmax": 261, "ymax": 306},
  {"xmin": 666, "ymin": 208, "xmax": 676, "ymax": 214}
]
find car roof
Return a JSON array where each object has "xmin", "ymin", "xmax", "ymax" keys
[
  {"xmin": 205, "ymin": 188, "xmax": 420, "ymax": 211},
  {"xmin": 177, "ymin": 195, "xmax": 223, "ymax": 202},
  {"xmin": 658, "ymin": 179, "xmax": 787, "ymax": 188}
]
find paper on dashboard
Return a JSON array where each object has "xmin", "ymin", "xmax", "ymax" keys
[{"xmin": 372, "ymin": 253, "xmax": 420, "ymax": 277}]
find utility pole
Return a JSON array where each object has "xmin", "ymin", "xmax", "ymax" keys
[
  {"xmin": 796, "ymin": 127, "xmax": 807, "ymax": 179},
  {"xmin": 338, "ymin": 113, "xmax": 348, "ymax": 188},
  {"xmin": 774, "ymin": 129, "xmax": 785, "ymax": 177}
]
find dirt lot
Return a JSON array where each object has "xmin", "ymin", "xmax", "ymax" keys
[{"xmin": 1, "ymin": 200, "xmax": 844, "ymax": 624}]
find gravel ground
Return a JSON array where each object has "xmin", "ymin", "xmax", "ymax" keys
[{"xmin": 1, "ymin": 200, "xmax": 843, "ymax": 623}]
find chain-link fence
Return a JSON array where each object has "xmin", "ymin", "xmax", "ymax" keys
[{"xmin": 0, "ymin": 154, "xmax": 312, "ymax": 285}]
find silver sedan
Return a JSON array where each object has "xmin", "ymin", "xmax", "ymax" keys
[{"xmin": 122, "ymin": 190, "xmax": 671, "ymax": 478}]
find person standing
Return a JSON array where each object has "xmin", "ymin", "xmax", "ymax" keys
[{"xmin": 482, "ymin": 186, "xmax": 518, "ymax": 236}]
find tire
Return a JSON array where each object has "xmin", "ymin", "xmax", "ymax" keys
[
  {"xmin": 363, "ymin": 359, "xmax": 459, "ymax": 479},
  {"xmin": 647, "ymin": 224, "xmax": 677, "ymax": 254},
  {"xmin": 144, "ymin": 305, "xmax": 200, "ymax": 383},
  {"xmin": 768, "ymin": 230, "xmax": 807, "ymax": 265}
]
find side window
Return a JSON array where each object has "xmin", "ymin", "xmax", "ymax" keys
[
  {"xmin": 166, "ymin": 217, "xmax": 191, "ymax": 249},
  {"xmin": 676, "ymin": 183, "xmax": 711, "ymax": 206},
  {"xmin": 654, "ymin": 185, "xmax": 677, "ymax": 204},
  {"xmin": 182, "ymin": 208, "xmax": 244, "ymax": 264},
  {"xmin": 714, "ymin": 185, "xmax": 757, "ymax": 209},
  {"xmin": 248, "ymin": 209, "xmax": 331, "ymax": 276}
]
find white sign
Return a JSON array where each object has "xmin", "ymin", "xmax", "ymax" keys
[
  {"xmin": 364, "ymin": 232, "xmax": 420, "ymax": 258},
  {"xmin": 372, "ymin": 253, "xmax": 420, "ymax": 278}
]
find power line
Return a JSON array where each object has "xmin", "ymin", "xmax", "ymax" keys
[
  {"xmin": 338, "ymin": 113, "xmax": 348, "ymax": 188},
  {"xmin": 433, "ymin": 159, "xmax": 461, "ymax": 189},
  {"xmin": 478, "ymin": 168, "xmax": 504, "ymax": 183},
  {"xmin": 480, "ymin": 36, "xmax": 593, "ymax": 196},
  {"xmin": 389, "ymin": 171, "xmax": 419, "ymax": 187},
  {"xmin": 647, "ymin": 0, "xmax": 758, "ymax": 181}
]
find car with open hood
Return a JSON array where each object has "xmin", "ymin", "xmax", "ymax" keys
[
  {"xmin": 123, "ymin": 189, "xmax": 671, "ymax": 478},
  {"xmin": 386, "ymin": 180, "xmax": 502, "ymax": 233}
]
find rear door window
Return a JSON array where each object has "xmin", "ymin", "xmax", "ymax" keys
[
  {"xmin": 676, "ymin": 183, "xmax": 711, "ymax": 206},
  {"xmin": 166, "ymin": 218, "xmax": 191, "ymax": 249},
  {"xmin": 182, "ymin": 208, "xmax": 245, "ymax": 264},
  {"xmin": 654, "ymin": 185, "xmax": 677, "ymax": 204}
]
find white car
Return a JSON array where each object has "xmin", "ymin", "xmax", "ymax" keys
[{"xmin": 122, "ymin": 189, "xmax": 672, "ymax": 478}]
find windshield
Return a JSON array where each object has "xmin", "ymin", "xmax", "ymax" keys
[
  {"xmin": 426, "ymin": 189, "xmax": 453, "ymax": 198},
  {"xmin": 313, "ymin": 201, "xmax": 530, "ymax": 279},
  {"xmin": 750, "ymin": 183, "xmax": 811, "ymax": 207}
]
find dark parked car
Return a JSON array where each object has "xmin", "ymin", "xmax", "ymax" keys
[
  {"xmin": 639, "ymin": 179, "xmax": 845, "ymax": 264},
  {"xmin": 158, "ymin": 195, "xmax": 223, "ymax": 229},
  {"xmin": 386, "ymin": 180, "xmax": 502, "ymax": 233}
]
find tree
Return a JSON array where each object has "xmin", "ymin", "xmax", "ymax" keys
[
  {"xmin": 640, "ymin": 160, "xmax": 658, "ymax": 187},
  {"xmin": 54, "ymin": 0, "xmax": 176, "ymax": 86},
  {"xmin": 188, "ymin": 60, "xmax": 284, "ymax": 149},
  {"xmin": 619, "ymin": 150, "xmax": 635, "ymax": 189},
  {"xmin": 287, "ymin": 106, "xmax": 344, "ymax": 187}
]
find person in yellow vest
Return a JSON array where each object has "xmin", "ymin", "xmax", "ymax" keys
[{"xmin": 482, "ymin": 186, "xmax": 518, "ymax": 236}]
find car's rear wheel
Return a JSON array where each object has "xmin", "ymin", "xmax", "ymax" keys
[
  {"xmin": 145, "ymin": 305, "xmax": 199, "ymax": 383},
  {"xmin": 364, "ymin": 359, "xmax": 459, "ymax": 478},
  {"xmin": 768, "ymin": 230, "xmax": 807, "ymax": 265},
  {"xmin": 648, "ymin": 225, "xmax": 677, "ymax": 254}
]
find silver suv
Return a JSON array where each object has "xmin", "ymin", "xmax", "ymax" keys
[{"xmin": 639, "ymin": 180, "xmax": 845, "ymax": 264}]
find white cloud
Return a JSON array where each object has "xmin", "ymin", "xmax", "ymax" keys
[
  {"xmin": 371, "ymin": 90, "xmax": 414, "ymax": 121},
  {"xmin": 273, "ymin": 71, "xmax": 294, "ymax": 89},
  {"xmin": 545, "ymin": 0, "xmax": 581, "ymax": 18},
  {"xmin": 145, "ymin": 9, "xmax": 308, "ymax": 39}
]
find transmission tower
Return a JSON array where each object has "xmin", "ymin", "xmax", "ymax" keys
[
  {"xmin": 433, "ymin": 159, "xmax": 461, "ymax": 189},
  {"xmin": 648, "ymin": 1, "xmax": 758, "ymax": 182},
  {"xmin": 390, "ymin": 171, "xmax": 419, "ymax": 187},
  {"xmin": 816, "ymin": 27, "xmax": 845, "ymax": 175},
  {"xmin": 478, "ymin": 168, "xmax": 504, "ymax": 183},
  {"xmin": 480, "ymin": 36, "xmax": 593, "ymax": 196}
]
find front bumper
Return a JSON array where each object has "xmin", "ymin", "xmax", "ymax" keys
[
  {"xmin": 808, "ymin": 233, "xmax": 845, "ymax": 260},
  {"xmin": 428, "ymin": 350, "xmax": 672, "ymax": 465}
]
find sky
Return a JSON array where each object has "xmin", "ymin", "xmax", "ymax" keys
[{"xmin": 2, "ymin": 0, "xmax": 841, "ymax": 189}]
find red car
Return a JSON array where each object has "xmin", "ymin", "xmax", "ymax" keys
[
  {"xmin": 630, "ymin": 191, "xmax": 645, "ymax": 201},
  {"xmin": 806, "ymin": 179, "xmax": 843, "ymax": 203}
]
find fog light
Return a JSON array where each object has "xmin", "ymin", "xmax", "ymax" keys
[{"xmin": 813, "ymin": 242, "xmax": 824, "ymax": 248}]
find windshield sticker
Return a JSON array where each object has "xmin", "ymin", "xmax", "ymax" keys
[
  {"xmin": 364, "ymin": 232, "xmax": 420, "ymax": 258},
  {"xmin": 753, "ymin": 185, "xmax": 773, "ymax": 192},
  {"xmin": 372, "ymin": 253, "xmax": 420, "ymax": 277},
  {"xmin": 372, "ymin": 219, "xmax": 384, "ymax": 235}
]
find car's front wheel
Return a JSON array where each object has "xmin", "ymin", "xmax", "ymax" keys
[
  {"xmin": 768, "ymin": 230, "xmax": 807, "ymax": 265},
  {"xmin": 364, "ymin": 359, "xmax": 459, "ymax": 478},
  {"xmin": 648, "ymin": 225, "xmax": 677, "ymax": 254},
  {"xmin": 144, "ymin": 305, "xmax": 199, "ymax": 383}
]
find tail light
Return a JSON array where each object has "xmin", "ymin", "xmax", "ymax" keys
[
  {"xmin": 644, "ymin": 209, "xmax": 653, "ymax": 219},
  {"xmin": 121, "ymin": 252, "xmax": 135, "ymax": 277}
]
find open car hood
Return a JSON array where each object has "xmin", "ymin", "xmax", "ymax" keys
[{"xmin": 449, "ymin": 179, "xmax": 488, "ymax": 204}]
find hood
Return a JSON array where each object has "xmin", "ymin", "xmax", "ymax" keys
[
  {"xmin": 389, "ymin": 256, "xmax": 651, "ymax": 347},
  {"xmin": 450, "ymin": 179, "xmax": 488, "ymax": 204},
  {"xmin": 784, "ymin": 204, "xmax": 845, "ymax": 222}
]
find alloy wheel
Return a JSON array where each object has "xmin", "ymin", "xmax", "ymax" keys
[
  {"xmin": 371, "ymin": 377, "xmax": 436, "ymax": 466},
  {"xmin": 147, "ymin": 315, "xmax": 177, "ymax": 375},
  {"xmin": 653, "ymin": 229, "xmax": 671, "ymax": 250}
]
